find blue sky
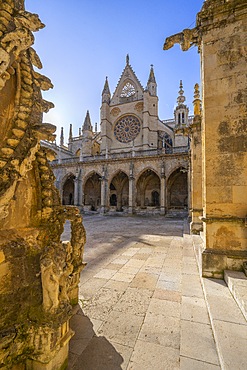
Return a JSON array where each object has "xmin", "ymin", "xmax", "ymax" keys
[{"xmin": 26, "ymin": 0, "xmax": 203, "ymax": 143}]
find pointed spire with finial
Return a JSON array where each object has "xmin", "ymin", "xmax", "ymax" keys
[
  {"xmin": 147, "ymin": 64, "xmax": 157, "ymax": 96},
  {"xmin": 102, "ymin": 76, "xmax": 111, "ymax": 104},
  {"xmin": 60, "ymin": 127, "xmax": 64, "ymax": 146},
  {"xmin": 148, "ymin": 64, "xmax": 156, "ymax": 84},
  {"xmin": 177, "ymin": 80, "xmax": 186, "ymax": 105},
  {"xmin": 83, "ymin": 110, "xmax": 92, "ymax": 132},
  {"xmin": 193, "ymin": 83, "xmax": 201, "ymax": 116},
  {"xmin": 126, "ymin": 54, "xmax": 129, "ymax": 65},
  {"xmin": 69, "ymin": 123, "xmax": 73, "ymax": 142}
]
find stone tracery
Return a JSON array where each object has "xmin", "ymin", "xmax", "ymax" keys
[
  {"xmin": 114, "ymin": 115, "xmax": 141, "ymax": 143},
  {"xmin": 120, "ymin": 82, "xmax": 136, "ymax": 97}
]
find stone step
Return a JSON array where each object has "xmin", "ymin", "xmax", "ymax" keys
[
  {"xmin": 224, "ymin": 270, "xmax": 247, "ymax": 321},
  {"xmin": 202, "ymin": 276, "xmax": 247, "ymax": 370}
]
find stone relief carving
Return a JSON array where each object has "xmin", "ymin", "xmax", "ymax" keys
[
  {"xmin": 135, "ymin": 102, "xmax": 143, "ymax": 113},
  {"xmin": 0, "ymin": 0, "xmax": 86, "ymax": 367},
  {"xmin": 110, "ymin": 107, "xmax": 121, "ymax": 116}
]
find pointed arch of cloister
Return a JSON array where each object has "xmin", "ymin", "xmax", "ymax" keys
[
  {"xmin": 109, "ymin": 170, "xmax": 129, "ymax": 211},
  {"xmin": 167, "ymin": 167, "xmax": 188, "ymax": 209},
  {"xmin": 136, "ymin": 168, "xmax": 161, "ymax": 208},
  {"xmin": 83, "ymin": 171, "xmax": 101, "ymax": 211},
  {"xmin": 61, "ymin": 172, "xmax": 76, "ymax": 205}
]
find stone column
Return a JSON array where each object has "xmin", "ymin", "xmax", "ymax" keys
[
  {"xmin": 187, "ymin": 159, "xmax": 191, "ymax": 218},
  {"xmin": 190, "ymin": 84, "xmax": 203, "ymax": 234},
  {"xmin": 160, "ymin": 163, "xmax": 166, "ymax": 215},
  {"xmin": 74, "ymin": 171, "xmax": 79, "ymax": 206},
  {"xmin": 100, "ymin": 165, "xmax": 108, "ymax": 214},
  {"xmin": 128, "ymin": 162, "xmax": 135, "ymax": 214},
  {"xmin": 78, "ymin": 169, "xmax": 83, "ymax": 207}
]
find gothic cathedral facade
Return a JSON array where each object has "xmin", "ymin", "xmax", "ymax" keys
[{"xmin": 46, "ymin": 56, "xmax": 192, "ymax": 215}]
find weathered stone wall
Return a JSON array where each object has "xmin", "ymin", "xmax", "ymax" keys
[
  {"xmin": 198, "ymin": 0, "xmax": 247, "ymax": 276},
  {"xmin": 163, "ymin": 0, "xmax": 247, "ymax": 277}
]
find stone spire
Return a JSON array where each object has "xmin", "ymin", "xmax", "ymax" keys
[
  {"xmin": 126, "ymin": 54, "xmax": 130, "ymax": 65},
  {"xmin": 147, "ymin": 64, "xmax": 157, "ymax": 96},
  {"xmin": 60, "ymin": 127, "xmax": 64, "ymax": 146},
  {"xmin": 69, "ymin": 123, "xmax": 73, "ymax": 143},
  {"xmin": 148, "ymin": 64, "xmax": 156, "ymax": 84},
  {"xmin": 174, "ymin": 80, "xmax": 189, "ymax": 127},
  {"xmin": 177, "ymin": 80, "xmax": 186, "ymax": 105},
  {"xmin": 83, "ymin": 110, "xmax": 92, "ymax": 132},
  {"xmin": 193, "ymin": 83, "xmax": 201, "ymax": 116},
  {"xmin": 102, "ymin": 76, "xmax": 111, "ymax": 104}
]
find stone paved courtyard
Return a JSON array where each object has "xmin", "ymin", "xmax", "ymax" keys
[{"xmin": 65, "ymin": 215, "xmax": 221, "ymax": 370}]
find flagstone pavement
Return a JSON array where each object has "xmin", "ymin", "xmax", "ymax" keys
[{"xmin": 64, "ymin": 214, "xmax": 221, "ymax": 370}]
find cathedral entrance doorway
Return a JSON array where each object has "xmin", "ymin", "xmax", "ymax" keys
[
  {"xmin": 84, "ymin": 172, "xmax": 101, "ymax": 211},
  {"xmin": 167, "ymin": 168, "xmax": 188, "ymax": 209},
  {"xmin": 136, "ymin": 169, "xmax": 160, "ymax": 209},
  {"xmin": 109, "ymin": 171, "xmax": 129, "ymax": 212},
  {"xmin": 62, "ymin": 174, "xmax": 75, "ymax": 205}
]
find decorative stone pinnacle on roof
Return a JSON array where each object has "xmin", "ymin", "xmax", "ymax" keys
[
  {"xmin": 60, "ymin": 127, "xmax": 64, "ymax": 146},
  {"xmin": 83, "ymin": 110, "xmax": 92, "ymax": 131},
  {"xmin": 102, "ymin": 76, "xmax": 110, "ymax": 96},
  {"xmin": 126, "ymin": 54, "xmax": 130, "ymax": 65},
  {"xmin": 148, "ymin": 64, "xmax": 156, "ymax": 84},
  {"xmin": 193, "ymin": 83, "xmax": 201, "ymax": 116},
  {"xmin": 69, "ymin": 123, "xmax": 73, "ymax": 142},
  {"xmin": 177, "ymin": 80, "xmax": 186, "ymax": 104}
]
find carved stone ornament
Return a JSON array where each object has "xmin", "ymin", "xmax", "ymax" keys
[
  {"xmin": 134, "ymin": 102, "xmax": 143, "ymax": 113},
  {"xmin": 0, "ymin": 1, "xmax": 86, "ymax": 368},
  {"xmin": 110, "ymin": 107, "xmax": 121, "ymax": 117}
]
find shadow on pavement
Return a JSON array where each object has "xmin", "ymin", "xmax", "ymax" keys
[{"xmin": 68, "ymin": 305, "xmax": 123, "ymax": 370}]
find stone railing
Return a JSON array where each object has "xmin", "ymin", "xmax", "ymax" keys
[{"xmin": 51, "ymin": 146, "xmax": 188, "ymax": 166}]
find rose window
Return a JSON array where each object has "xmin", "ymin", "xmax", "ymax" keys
[{"xmin": 114, "ymin": 115, "xmax": 141, "ymax": 143}]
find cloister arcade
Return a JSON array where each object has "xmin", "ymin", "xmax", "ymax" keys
[{"xmin": 59, "ymin": 165, "xmax": 188, "ymax": 215}]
